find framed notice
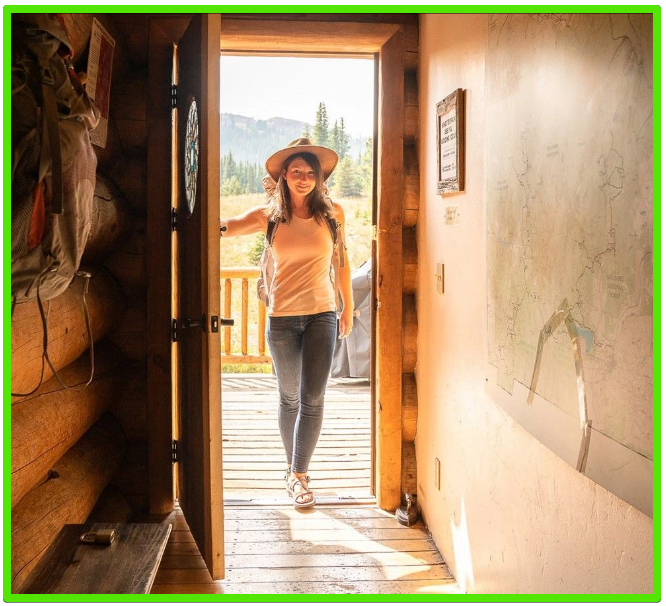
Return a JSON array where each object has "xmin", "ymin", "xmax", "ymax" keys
[
  {"xmin": 86, "ymin": 18, "xmax": 115, "ymax": 148},
  {"xmin": 437, "ymin": 88, "xmax": 465, "ymax": 195}
]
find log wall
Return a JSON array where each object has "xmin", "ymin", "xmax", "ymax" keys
[
  {"xmin": 10, "ymin": 12, "xmax": 153, "ymax": 588},
  {"xmin": 11, "ymin": 413, "xmax": 126, "ymax": 592}
]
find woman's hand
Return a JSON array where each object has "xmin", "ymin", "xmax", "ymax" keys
[{"xmin": 338, "ymin": 307, "xmax": 354, "ymax": 339}]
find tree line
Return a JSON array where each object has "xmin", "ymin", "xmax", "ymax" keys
[{"xmin": 220, "ymin": 102, "xmax": 373, "ymax": 198}]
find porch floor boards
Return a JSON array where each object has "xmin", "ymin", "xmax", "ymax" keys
[{"xmin": 222, "ymin": 374, "xmax": 373, "ymax": 502}]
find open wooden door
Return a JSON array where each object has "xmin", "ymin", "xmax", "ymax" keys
[{"xmin": 173, "ymin": 14, "xmax": 224, "ymax": 579}]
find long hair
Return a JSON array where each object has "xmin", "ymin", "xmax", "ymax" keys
[{"xmin": 266, "ymin": 152, "xmax": 333, "ymax": 223}]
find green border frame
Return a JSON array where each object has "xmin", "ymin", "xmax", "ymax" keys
[{"xmin": 3, "ymin": 4, "xmax": 661, "ymax": 603}]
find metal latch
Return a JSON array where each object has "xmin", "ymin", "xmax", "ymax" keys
[
  {"xmin": 210, "ymin": 316, "xmax": 219, "ymax": 333},
  {"xmin": 182, "ymin": 314, "xmax": 207, "ymax": 332},
  {"xmin": 172, "ymin": 318, "xmax": 178, "ymax": 342},
  {"xmin": 172, "ymin": 439, "xmax": 180, "ymax": 463}
]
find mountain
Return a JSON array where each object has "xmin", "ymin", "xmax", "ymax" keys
[{"xmin": 221, "ymin": 113, "xmax": 368, "ymax": 165}]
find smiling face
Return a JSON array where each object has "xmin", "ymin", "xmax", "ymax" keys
[{"xmin": 283, "ymin": 156, "xmax": 317, "ymax": 203}]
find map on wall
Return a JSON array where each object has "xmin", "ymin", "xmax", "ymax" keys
[{"xmin": 486, "ymin": 14, "xmax": 653, "ymax": 514}]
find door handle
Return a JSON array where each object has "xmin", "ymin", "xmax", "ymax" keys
[
  {"xmin": 182, "ymin": 314, "xmax": 206, "ymax": 331},
  {"xmin": 181, "ymin": 314, "xmax": 232, "ymax": 333}
]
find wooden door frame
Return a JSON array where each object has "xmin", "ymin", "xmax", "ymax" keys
[
  {"xmin": 147, "ymin": 15, "xmax": 406, "ymax": 514},
  {"xmin": 219, "ymin": 17, "xmax": 405, "ymax": 511}
]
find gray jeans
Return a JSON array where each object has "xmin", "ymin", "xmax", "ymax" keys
[{"xmin": 266, "ymin": 311, "xmax": 337, "ymax": 473}]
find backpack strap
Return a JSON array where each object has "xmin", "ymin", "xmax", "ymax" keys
[
  {"xmin": 38, "ymin": 58, "xmax": 63, "ymax": 215},
  {"xmin": 10, "ymin": 270, "xmax": 95, "ymax": 398},
  {"xmin": 325, "ymin": 215, "xmax": 338, "ymax": 245},
  {"xmin": 325, "ymin": 214, "xmax": 344, "ymax": 268},
  {"xmin": 266, "ymin": 218, "xmax": 278, "ymax": 244}
]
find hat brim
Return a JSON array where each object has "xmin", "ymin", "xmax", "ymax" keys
[{"xmin": 265, "ymin": 145, "xmax": 338, "ymax": 182}]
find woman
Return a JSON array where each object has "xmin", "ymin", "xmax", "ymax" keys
[{"xmin": 220, "ymin": 138, "xmax": 354, "ymax": 508}]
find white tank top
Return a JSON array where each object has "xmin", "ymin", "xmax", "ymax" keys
[{"xmin": 269, "ymin": 215, "xmax": 336, "ymax": 317}]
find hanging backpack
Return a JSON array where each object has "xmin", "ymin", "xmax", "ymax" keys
[
  {"xmin": 10, "ymin": 14, "xmax": 100, "ymax": 397},
  {"xmin": 11, "ymin": 13, "xmax": 100, "ymax": 307}
]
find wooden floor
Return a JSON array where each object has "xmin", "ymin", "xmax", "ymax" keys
[
  {"xmin": 149, "ymin": 505, "xmax": 460, "ymax": 595},
  {"xmin": 222, "ymin": 374, "xmax": 373, "ymax": 502},
  {"xmin": 147, "ymin": 374, "xmax": 459, "ymax": 594}
]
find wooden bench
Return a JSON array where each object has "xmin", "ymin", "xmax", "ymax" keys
[{"xmin": 20, "ymin": 523, "xmax": 171, "ymax": 594}]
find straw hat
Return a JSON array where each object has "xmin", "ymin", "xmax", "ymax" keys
[{"xmin": 265, "ymin": 138, "xmax": 339, "ymax": 182}]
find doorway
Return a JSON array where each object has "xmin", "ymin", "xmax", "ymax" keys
[{"xmin": 218, "ymin": 54, "xmax": 375, "ymax": 503}]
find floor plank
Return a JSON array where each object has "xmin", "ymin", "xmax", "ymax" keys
[{"xmin": 149, "ymin": 506, "xmax": 458, "ymax": 595}]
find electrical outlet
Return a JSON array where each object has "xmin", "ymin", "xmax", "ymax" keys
[
  {"xmin": 436, "ymin": 263, "xmax": 445, "ymax": 294},
  {"xmin": 435, "ymin": 457, "xmax": 441, "ymax": 490}
]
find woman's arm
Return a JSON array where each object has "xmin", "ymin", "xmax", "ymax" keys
[
  {"xmin": 220, "ymin": 205, "xmax": 269, "ymax": 237},
  {"xmin": 332, "ymin": 202, "xmax": 354, "ymax": 339}
]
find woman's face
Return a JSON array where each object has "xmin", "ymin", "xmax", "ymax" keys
[{"xmin": 283, "ymin": 156, "xmax": 316, "ymax": 201}]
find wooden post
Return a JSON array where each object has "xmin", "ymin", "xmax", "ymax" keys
[
  {"xmin": 224, "ymin": 279, "xmax": 232, "ymax": 355},
  {"xmin": 241, "ymin": 278, "xmax": 248, "ymax": 356},
  {"xmin": 375, "ymin": 29, "xmax": 404, "ymax": 512}
]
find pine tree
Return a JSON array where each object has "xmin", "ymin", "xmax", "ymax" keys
[
  {"xmin": 334, "ymin": 156, "xmax": 362, "ymax": 198},
  {"xmin": 302, "ymin": 124, "xmax": 312, "ymax": 140},
  {"xmin": 221, "ymin": 175, "xmax": 242, "ymax": 196},
  {"xmin": 331, "ymin": 120, "xmax": 340, "ymax": 155},
  {"xmin": 222, "ymin": 151, "xmax": 237, "ymax": 182},
  {"xmin": 338, "ymin": 117, "xmax": 350, "ymax": 160},
  {"xmin": 313, "ymin": 102, "xmax": 329, "ymax": 147},
  {"xmin": 359, "ymin": 137, "xmax": 374, "ymax": 195}
]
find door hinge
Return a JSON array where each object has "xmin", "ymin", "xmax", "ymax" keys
[
  {"xmin": 171, "ymin": 208, "xmax": 177, "ymax": 232},
  {"xmin": 172, "ymin": 439, "xmax": 180, "ymax": 463},
  {"xmin": 171, "ymin": 84, "xmax": 178, "ymax": 109},
  {"xmin": 172, "ymin": 318, "xmax": 178, "ymax": 342}
]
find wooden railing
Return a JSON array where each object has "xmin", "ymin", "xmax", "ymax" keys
[{"xmin": 220, "ymin": 267, "xmax": 272, "ymax": 365}]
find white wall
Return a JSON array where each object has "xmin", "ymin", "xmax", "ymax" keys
[{"xmin": 416, "ymin": 13, "xmax": 653, "ymax": 594}]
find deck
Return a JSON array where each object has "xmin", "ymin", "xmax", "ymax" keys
[{"xmin": 222, "ymin": 373, "xmax": 373, "ymax": 503}]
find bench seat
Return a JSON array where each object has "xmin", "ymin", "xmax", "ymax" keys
[{"xmin": 20, "ymin": 523, "xmax": 172, "ymax": 594}]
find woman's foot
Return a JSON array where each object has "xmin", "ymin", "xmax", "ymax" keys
[{"xmin": 286, "ymin": 472, "xmax": 315, "ymax": 508}]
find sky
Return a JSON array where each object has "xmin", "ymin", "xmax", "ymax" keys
[{"xmin": 220, "ymin": 55, "xmax": 375, "ymax": 138}]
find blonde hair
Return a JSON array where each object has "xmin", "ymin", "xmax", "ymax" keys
[{"xmin": 265, "ymin": 152, "xmax": 333, "ymax": 224}]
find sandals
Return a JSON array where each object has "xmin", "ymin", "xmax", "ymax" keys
[{"xmin": 286, "ymin": 474, "xmax": 315, "ymax": 508}]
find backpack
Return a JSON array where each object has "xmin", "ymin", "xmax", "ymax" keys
[
  {"xmin": 11, "ymin": 13, "xmax": 100, "ymax": 307},
  {"xmin": 10, "ymin": 14, "xmax": 99, "ymax": 397},
  {"xmin": 256, "ymin": 214, "xmax": 346, "ymax": 311}
]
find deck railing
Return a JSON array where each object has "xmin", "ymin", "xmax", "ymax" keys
[{"xmin": 220, "ymin": 267, "xmax": 272, "ymax": 365}]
